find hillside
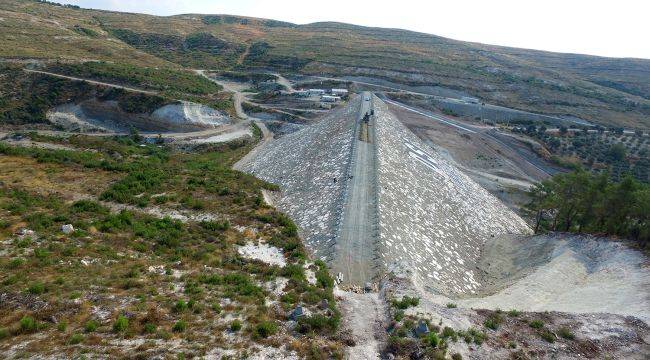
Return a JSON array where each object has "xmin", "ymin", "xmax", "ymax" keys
[{"xmin": 0, "ymin": 0, "xmax": 649, "ymax": 129}]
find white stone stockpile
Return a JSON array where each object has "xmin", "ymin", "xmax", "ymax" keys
[
  {"xmin": 239, "ymin": 97, "xmax": 360, "ymax": 259},
  {"xmin": 373, "ymin": 97, "xmax": 532, "ymax": 296}
]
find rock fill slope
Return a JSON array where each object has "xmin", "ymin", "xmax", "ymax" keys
[
  {"xmin": 373, "ymin": 98, "xmax": 531, "ymax": 296},
  {"xmin": 240, "ymin": 95, "xmax": 531, "ymax": 294},
  {"xmin": 238, "ymin": 97, "xmax": 360, "ymax": 260}
]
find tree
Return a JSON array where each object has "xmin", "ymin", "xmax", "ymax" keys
[
  {"xmin": 607, "ymin": 143, "xmax": 626, "ymax": 163},
  {"xmin": 525, "ymin": 170, "xmax": 649, "ymax": 250}
]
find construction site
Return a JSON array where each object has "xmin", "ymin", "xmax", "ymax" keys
[{"xmin": 238, "ymin": 92, "xmax": 650, "ymax": 359}]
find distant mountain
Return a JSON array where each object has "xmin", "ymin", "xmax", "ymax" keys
[{"xmin": 1, "ymin": 0, "xmax": 648, "ymax": 128}]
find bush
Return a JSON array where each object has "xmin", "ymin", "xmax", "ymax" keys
[
  {"xmin": 254, "ymin": 321, "xmax": 277, "ymax": 338},
  {"xmin": 529, "ymin": 320, "xmax": 544, "ymax": 329},
  {"xmin": 507, "ymin": 309, "xmax": 521, "ymax": 317},
  {"xmin": 27, "ymin": 282, "xmax": 46, "ymax": 295},
  {"xmin": 113, "ymin": 315, "xmax": 129, "ymax": 333},
  {"xmin": 558, "ymin": 327, "xmax": 575, "ymax": 340},
  {"xmin": 230, "ymin": 320, "xmax": 242, "ymax": 332},
  {"xmin": 426, "ymin": 332, "xmax": 440, "ymax": 348},
  {"xmin": 446, "ymin": 303, "xmax": 457, "ymax": 308},
  {"xmin": 483, "ymin": 313, "xmax": 502, "ymax": 330},
  {"xmin": 57, "ymin": 321, "xmax": 67, "ymax": 332},
  {"xmin": 71, "ymin": 200, "xmax": 108, "ymax": 214},
  {"xmin": 174, "ymin": 300, "xmax": 188, "ymax": 312},
  {"xmin": 19, "ymin": 316, "xmax": 37, "ymax": 333},
  {"xmin": 297, "ymin": 314, "xmax": 340, "ymax": 334},
  {"xmin": 211, "ymin": 302, "xmax": 222, "ymax": 314},
  {"xmin": 172, "ymin": 320, "xmax": 187, "ymax": 332},
  {"xmin": 391, "ymin": 296, "xmax": 420, "ymax": 310},
  {"xmin": 451, "ymin": 354, "xmax": 462, "ymax": 360},
  {"xmin": 540, "ymin": 330, "xmax": 556, "ymax": 343},
  {"xmin": 442, "ymin": 326, "xmax": 456, "ymax": 338},
  {"xmin": 67, "ymin": 333, "xmax": 84, "ymax": 345},
  {"xmin": 144, "ymin": 323, "xmax": 157, "ymax": 334},
  {"xmin": 200, "ymin": 220, "xmax": 230, "ymax": 231},
  {"xmin": 0, "ymin": 328, "xmax": 8, "ymax": 339},
  {"xmin": 84, "ymin": 320, "xmax": 99, "ymax": 333}
]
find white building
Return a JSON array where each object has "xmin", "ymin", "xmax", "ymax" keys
[
  {"xmin": 309, "ymin": 89, "xmax": 326, "ymax": 96},
  {"xmin": 295, "ymin": 90, "xmax": 310, "ymax": 97},
  {"xmin": 321, "ymin": 95, "xmax": 341, "ymax": 102},
  {"xmin": 331, "ymin": 88, "xmax": 348, "ymax": 96}
]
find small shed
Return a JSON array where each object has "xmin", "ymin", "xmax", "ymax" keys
[{"xmin": 321, "ymin": 95, "xmax": 341, "ymax": 103}]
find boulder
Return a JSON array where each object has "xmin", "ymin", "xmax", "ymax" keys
[
  {"xmin": 61, "ymin": 224, "xmax": 75, "ymax": 234},
  {"xmin": 414, "ymin": 320, "xmax": 429, "ymax": 337},
  {"xmin": 289, "ymin": 306, "xmax": 305, "ymax": 321}
]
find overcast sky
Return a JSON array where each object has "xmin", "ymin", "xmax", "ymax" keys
[{"xmin": 58, "ymin": 0, "xmax": 650, "ymax": 59}]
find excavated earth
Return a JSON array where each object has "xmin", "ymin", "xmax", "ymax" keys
[{"xmin": 47, "ymin": 99, "xmax": 231, "ymax": 133}]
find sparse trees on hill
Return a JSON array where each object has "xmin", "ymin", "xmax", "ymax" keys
[{"xmin": 525, "ymin": 170, "xmax": 649, "ymax": 250}]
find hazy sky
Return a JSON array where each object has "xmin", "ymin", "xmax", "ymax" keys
[{"xmin": 58, "ymin": 0, "xmax": 650, "ymax": 59}]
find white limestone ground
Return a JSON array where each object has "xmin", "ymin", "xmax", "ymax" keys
[
  {"xmin": 373, "ymin": 97, "xmax": 531, "ymax": 296},
  {"xmin": 239, "ymin": 97, "xmax": 360, "ymax": 260},
  {"xmin": 47, "ymin": 100, "xmax": 231, "ymax": 133},
  {"xmin": 454, "ymin": 233, "xmax": 650, "ymax": 321},
  {"xmin": 152, "ymin": 101, "xmax": 230, "ymax": 128},
  {"xmin": 237, "ymin": 242, "xmax": 287, "ymax": 267},
  {"xmin": 192, "ymin": 128, "xmax": 252, "ymax": 143}
]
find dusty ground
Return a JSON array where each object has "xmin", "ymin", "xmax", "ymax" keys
[{"xmin": 336, "ymin": 289, "xmax": 388, "ymax": 360}]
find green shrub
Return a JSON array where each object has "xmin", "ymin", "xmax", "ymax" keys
[
  {"xmin": 529, "ymin": 320, "xmax": 544, "ymax": 329},
  {"xmin": 27, "ymin": 282, "xmax": 46, "ymax": 295},
  {"xmin": 0, "ymin": 328, "xmax": 8, "ymax": 339},
  {"xmin": 558, "ymin": 327, "xmax": 575, "ymax": 340},
  {"xmin": 394, "ymin": 310, "xmax": 405, "ymax": 322},
  {"xmin": 172, "ymin": 320, "xmax": 187, "ymax": 332},
  {"xmin": 426, "ymin": 332, "xmax": 439, "ymax": 348},
  {"xmin": 297, "ymin": 314, "xmax": 340, "ymax": 334},
  {"xmin": 174, "ymin": 300, "xmax": 188, "ymax": 312},
  {"xmin": 143, "ymin": 323, "xmax": 157, "ymax": 334},
  {"xmin": 446, "ymin": 303, "xmax": 457, "ymax": 308},
  {"xmin": 282, "ymin": 264, "xmax": 306, "ymax": 282},
  {"xmin": 57, "ymin": 321, "xmax": 67, "ymax": 332},
  {"xmin": 85, "ymin": 320, "xmax": 99, "ymax": 333},
  {"xmin": 113, "ymin": 315, "xmax": 129, "ymax": 333},
  {"xmin": 67, "ymin": 333, "xmax": 84, "ymax": 345},
  {"xmin": 507, "ymin": 309, "xmax": 521, "ymax": 317},
  {"xmin": 200, "ymin": 220, "xmax": 230, "ymax": 231},
  {"xmin": 71, "ymin": 200, "xmax": 108, "ymax": 214},
  {"xmin": 19, "ymin": 316, "xmax": 37, "ymax": 333},
  {"xmin": 483, "ymin": 313, "xmax": 502, "ymax": 330},
  {"xmin": 391, "ymin": 296, "xmax": 420, "ymax": 310},
  {"xmin": 540, "ymin": 330, "xmax": 556, "ymax": 343},
  {"xmin": 442, "ymin": 326, "xmax": 456, "ymax": 338},
  {"xmin": 230, "ymin": 320, "xmax": 242, "ymax": 332},
  {"xmin": 211, "ymin": 302, "xmax": 222, "ymax": 314},
  {"xmin": 254, "ymin": 321, "xmax": 277, "ymax": 338},
  {"xmin": 7, "ymin": 258, "xmax": 24, "ymax": 269}
]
